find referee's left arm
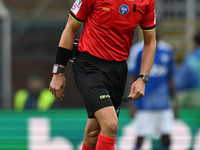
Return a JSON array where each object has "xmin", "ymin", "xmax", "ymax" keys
[
  {"xmin": 128, "ymin": 29, "xmax": 156, "ymax": 100},
  {"xmin": 139, "ymin": 29, "xmax": 156, "ymax": 76}
]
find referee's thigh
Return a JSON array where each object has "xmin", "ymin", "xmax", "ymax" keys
[{"xmin": 94, "ymin": 106, "xmax": 118, "ymax": 138}]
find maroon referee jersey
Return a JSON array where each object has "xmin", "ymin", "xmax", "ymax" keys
[{"xmin": 70, "ymin": 0, "xmax": 156, "ymax": 61}]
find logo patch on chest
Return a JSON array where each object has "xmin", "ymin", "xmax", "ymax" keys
[{"xmin": 119, "ymin": 4, "xmax": 129, "ymax": 15}]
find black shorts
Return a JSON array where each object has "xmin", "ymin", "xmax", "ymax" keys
[{"xmin": 73, "ymin": 52, "xmax": 127, "ymax": 118}]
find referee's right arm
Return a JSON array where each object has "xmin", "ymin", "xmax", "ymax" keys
[{"xmin": 49, "ymin": 16, "xmax": 81, "ymax": 101}]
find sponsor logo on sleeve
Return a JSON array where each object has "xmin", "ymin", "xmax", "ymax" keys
[{"xmin": 71, "ymin": 0, "xmax": 83, "ymax": 15}]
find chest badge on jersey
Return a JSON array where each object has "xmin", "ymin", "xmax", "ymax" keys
[{"xmin": 119, "ymin": 5, "xmax": 129, "ymax": 15}]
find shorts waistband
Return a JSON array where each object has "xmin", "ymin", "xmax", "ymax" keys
[{"xmin": 77, "ymin": 51, "xmax": 126, "ymax": 64}]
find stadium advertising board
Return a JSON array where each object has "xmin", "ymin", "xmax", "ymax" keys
[{"xmin": 0, "ymin": 109, "xmax": 199, "ymax": 150}]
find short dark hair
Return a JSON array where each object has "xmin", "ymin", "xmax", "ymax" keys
[{"xmin": 194, "ymin": 30, "xmax": 200, "ymax": 45}]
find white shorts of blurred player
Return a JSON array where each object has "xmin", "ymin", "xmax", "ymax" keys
[{"xmin": 134, "ymin": 109, "xmax": 173, "ymax": 139}]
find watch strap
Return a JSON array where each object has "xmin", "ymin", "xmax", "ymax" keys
[{"xmin": 138, "ymin": 75, "xmax": 145, "ymax": 78}]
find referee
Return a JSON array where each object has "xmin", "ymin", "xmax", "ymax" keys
[{"xmin": 49, "ymin": 0, "xmax": 156, "ymax": 150}]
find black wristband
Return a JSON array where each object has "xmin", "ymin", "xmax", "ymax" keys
[{"xmin": 55, "ymin": 47, "xmax": 73, "ymax": 66}]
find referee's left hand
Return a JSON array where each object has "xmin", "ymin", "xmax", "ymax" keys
[
  {"xmin": 128, "ymin": 78, "xmax": 145, "ymax": 100},
  {"xmin": 49, "ymin": 73, "xmax": 66, "ymax": 101}
]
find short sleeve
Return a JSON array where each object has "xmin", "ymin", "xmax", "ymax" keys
[
  {"xmin": 139, "ymin": 0, "xmax": 156, "ymax": 31},
  {"xmin": 69, "ymin": 0, "xmax": 95, "ymax": 23}
]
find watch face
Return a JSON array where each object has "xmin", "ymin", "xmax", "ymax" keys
[
  {"xmin": 139, "ymin": 75, "xmax": 149, "ymax": 83},
  {"xmin": 143, "ymin": 75, "xmax": 149, "ymax": 83},
  {"xmin": 52, "ymin": 64, "xmax": 59, "ymax": 73},
  {"xmin": 52, "ymin": 64, "xmax": 65, "ymax": 73}
]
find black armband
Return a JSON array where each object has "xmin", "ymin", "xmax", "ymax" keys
[{"xmin": 55, "ymin": 47, "xmax": 73, "ymax": 66}]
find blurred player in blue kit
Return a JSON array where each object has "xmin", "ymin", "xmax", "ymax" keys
[
  {"xmin": 175, "ymin": 30, "xmax": 200, "ymax": 108},
  {"xmin": 127, "ymin": 28, "xmax": 179, "ymax": 150}
]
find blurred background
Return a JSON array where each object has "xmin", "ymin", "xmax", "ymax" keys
[{"xmin": 0, "ymin": 0, "xmax": 200, "ymax": 150}]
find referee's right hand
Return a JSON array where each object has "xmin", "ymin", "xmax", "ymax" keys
[{"xmin": 49, "ymin": 73, "xmax": 66, "ymax": 101}]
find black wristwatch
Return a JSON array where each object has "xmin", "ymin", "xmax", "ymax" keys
[
  {"xmin": 138, "ymin": 74, "xmax": 149, "ymax": 83},
  {"xmin": 52, "ymin": 64, "xmax": 65, "ymax": 74}
]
